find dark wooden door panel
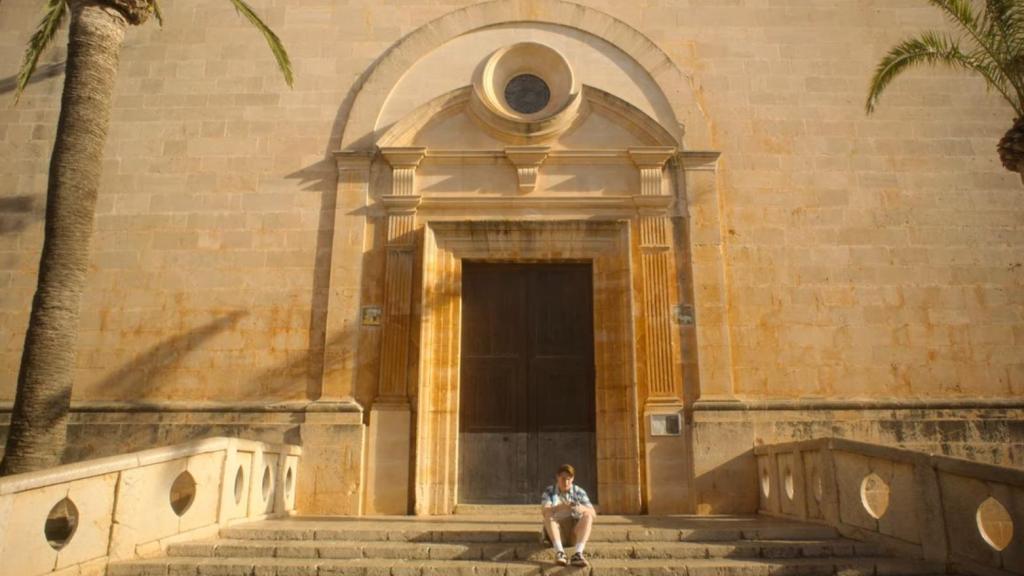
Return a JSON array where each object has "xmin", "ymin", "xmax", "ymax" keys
[
  {"xmin": 459, "ymin": 262, "xmax": 597, "ymax": 505},
  {"xmin": 530, "ymin": 357, "xmax": 594, "ymax": 431},
  {"xmin": 459, "ymin": 261, "xmax": 526, "ymax": 438},
  {"xmin": 461, "ymin": 264, "xmax": 525, "ymax": 356},
  {"xmin": 529, "ymin": 266, "xmax": 594, "ymax": 357},
  {"xmin": 459, "ymin": 432, "xmax": 529, "ymax": 503},
  {"xmin": 460, "ymin": 357, "xmax": 520, "ymax": 432}
]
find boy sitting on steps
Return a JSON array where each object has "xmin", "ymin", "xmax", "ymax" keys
[{"xmin": 540, "ymin": 464, "xmax": 596, "ymax": 567}]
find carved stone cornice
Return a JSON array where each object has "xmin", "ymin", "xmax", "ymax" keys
[
  {"xmin": 380, "ymin": 147, "xmax": 427, "ymax": 170},
  {"xmin": 380, "ymin": 147, "xmax": 426, "ymax": 201},
  {"xmin": 380, "ymin": 194, "xmax": 422, "ymax": 214},
  {"xmin": 505, "ymin": 146, "xmax": 550, "ymax": 192},
  {"xmin": 629, "ymin": 147, "xmax": 676, "ymax": 198},
  {"xmin": 628, "ymin": 146, "xmax": 676, "ymax": 169},
  {"xmin": 334, "ymin": 149, "xmax": 374, "ymax": 170},
  {"xmin": 632, "ymin": 195, "xmax": 673, "ymax": 211},
  {"xmin": 677, "ymin": 150, "xmax": 721, "ymax": 172}
]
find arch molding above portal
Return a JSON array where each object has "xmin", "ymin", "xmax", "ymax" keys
[{"xmin": 339, "ymin": 0, "xmax": 710, "ymax": 151}]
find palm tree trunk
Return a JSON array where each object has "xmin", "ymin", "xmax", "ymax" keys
[{"xmin": 0, "ymin": 1, "xmax": 131, "ymax": 475}]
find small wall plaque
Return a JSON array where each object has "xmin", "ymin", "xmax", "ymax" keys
[
  {"xmin": 649, "ymin": 413, "xmax": 682, "ymax": 436},
  {"xmin": 361, "ymin": 306, "xmax": 382, "ymax": 326},
  {"xmin": 673, "ymin": 304, "xmax": 695, "ymax": 326}
]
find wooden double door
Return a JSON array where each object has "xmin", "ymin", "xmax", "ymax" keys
[{"xmin": 458, "ymin": 262, "xmax": 598, "ymax": 504}]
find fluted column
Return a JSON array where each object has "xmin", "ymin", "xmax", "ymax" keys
[
  {"xmin": 630, "ymin": 147, "xmax": 680, "ymax": 403},
  {"xmin": 376, "ymin": 147, "xmax": 425, "ymax": 402}
]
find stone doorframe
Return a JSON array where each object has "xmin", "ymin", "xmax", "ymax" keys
[
  {"xmin": 414, "ymin": 220, "xmax": 641, "ymax": 515},
  {"xmin": 328, "ymin": 0, "xmax": 733, "ymax": 516}
]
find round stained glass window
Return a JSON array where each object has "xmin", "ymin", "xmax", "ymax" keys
[{"xmin": 504, "ymin": 74, "xmax": 550, "ymax": 114}]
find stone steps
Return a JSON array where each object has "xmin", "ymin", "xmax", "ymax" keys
[
  {"xmin": 218, "ymin": 519, "xmax": 841, "ymax": 544},
  {"xmin": 107, "ymin": 556, "xmax": 944, "ymax": 576},
  {"xmin": 166, "ymin": 538, "xmax": 882, "ymax": 561},
  {"xmin": 107, "ymin": 515, "xmax": 947, "ymax": 576}
]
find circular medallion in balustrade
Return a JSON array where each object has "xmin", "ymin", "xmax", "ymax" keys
[
  {"xmin": 977, "ymin": 496, "xmax": 1014, "ymax": 551},
  {"xmin": 860, "ymin": 473, "xmax": 890, "ymax": 519},
  {"xmin": 169, "ymin": 471, "xmax": 197, "ymax": 516},
  {"xmin": 262, "ymin": 465, "xmax": 272, "ymax": 502},
  {"xmin": 233, "ymin": 466, "xmax": 245, "ymax": 505},
  {"xmin": 45, "ymin": 497, "xmax": 79, "ymax": 550}
]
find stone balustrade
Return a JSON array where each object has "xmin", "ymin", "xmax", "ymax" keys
[
  {"xmin": 0, "ymin": 437, "xmax": 301, "ymax": 576},
  {"xmin": 755, "ymin": 437, "xmax": 1022, "ymax": 576}
]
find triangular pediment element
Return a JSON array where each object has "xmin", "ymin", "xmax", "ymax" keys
[{"xmin": 380, "ymin": 86, "xmax": 676, "ymax": 150}]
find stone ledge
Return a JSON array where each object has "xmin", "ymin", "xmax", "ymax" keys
[
  {"xmin": 0, "ymin": 400, "xmax": 364, "ymax": 414},
  {"xmin": 0, "ymin": 437, "xmax": 301, "ymax": 495},
  {"xmin": 693, "ymin": 397, "xmax": 1024, "ymax": 411}
]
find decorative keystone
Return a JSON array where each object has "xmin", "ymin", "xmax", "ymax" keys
[{"xmin": 505, "ymin": 146, "xmax": 550, "ymax": 192}]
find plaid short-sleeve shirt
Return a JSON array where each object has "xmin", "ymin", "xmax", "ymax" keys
[{"xmin": 540, "ymin": 484, "xmax": 592, "ymax": 509}]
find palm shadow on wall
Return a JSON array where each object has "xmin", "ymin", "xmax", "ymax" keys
[
  {"xmin": 0, "ymin": 195, "xmax": 41, "ymax": 236},
  {"xmin": 92, "ymin": 310, "xmax": 247, "ymax": 399},
  {"xmin": 282, "ymin": 62, "xmax": 381, "ymax": 401},
  {"xmin": 0, "ymin": 62, "xmax": 66, "ymax": 96},
  {"xmin": 248, "ymin": 325, "xmax": 360, "ymax": 401}
]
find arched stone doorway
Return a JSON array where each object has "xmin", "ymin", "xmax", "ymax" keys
[{"xmin": 326, "ymin": 0, "xmax": 726, "ymax": 516}]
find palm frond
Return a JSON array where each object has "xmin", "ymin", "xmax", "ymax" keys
[
  {"xmin": 927, "ymin": 0, "xmax": 979, "ymax": 29},
  {"xmin": 226, "ymin": 0, "xmax": 293, "ymax": 88},
  {"xmin": 967, "ymin": 43, "xmax": 1018, "ymax": 97},
  {"xmin": 927, "ymin": 0, "xmax": 1024, "ymax": 106},
  {"xmin": 987, "ymin": 0, "xmax": 1024, "ymax": 82},
  {"xmin": 14, "ymin": 0, "xmax": 67, "ymax": 104},
  {"xmin": 151, "ymin": 0, "xmax": 164, "ymax": 27},
  {"xmin": 866, "ymin": 31, "xmax": 1020, "ymax": 116},
  {"xmin": 980, "ymin": 1, "xmax": 1024, "ymax": 94},
  {"xmin": 984, "ymin": 0, "xmax": 1014, "ymax": 32}
]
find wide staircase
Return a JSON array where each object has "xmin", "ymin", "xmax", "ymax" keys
[{"xmin": 106, "ymin": 512, "xmax": 945, "ymax": 575}]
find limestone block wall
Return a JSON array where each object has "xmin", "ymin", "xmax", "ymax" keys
[
  {"xmin": 0, "ymin": 0, "xmax": 1021, "ymax": 512},
  {"xmin": 0, "ymin": 0, "xmax": 1016, "ymax": 407},
  {"xmin": 646, "ymin": 0, "xmax": 1023, "ymax": 401}
]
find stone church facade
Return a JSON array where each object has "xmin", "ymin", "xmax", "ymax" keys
[{"xmin": 0, "ymin": 0, "xmax": 1021, "ymax": 517}]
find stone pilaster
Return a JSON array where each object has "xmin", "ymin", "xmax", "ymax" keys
[
  {"xmin": 291, "ymin": 151, "xmax": 373, "ymax": 516},
  {"xmin": 320, "ymin": 151, "xmax": 373, "ymax": 402},
  {"xmin": 365, "ymin": 147, "xmax": 425, "ymax": 514},
  {"xmin": 630, "ymin": 147, "xmax": 680, "ymax": 403},
  {"xmin": 631, "ymin": 147, "xmax": 691, "ymax": 513},
  {"xmin": 678, "ymin": 151, "xmax": 734, "ymax": 403},
  {"xmin": 376, "ymin": 147, "xmax": 425, "ymax": 402}
]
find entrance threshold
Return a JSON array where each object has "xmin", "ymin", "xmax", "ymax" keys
[
  {"xmin": 454, "ymin": 504, "xmax": 539, "ymax": 516},
  {"xmin": 454, "ymin": 503, "xmax": 604, "ymax": 516}
]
